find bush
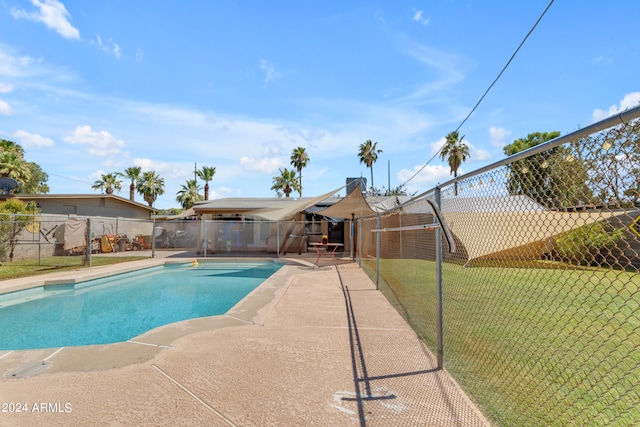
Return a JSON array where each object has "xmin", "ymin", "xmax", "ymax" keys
[
  {"xmin": 553, "ymin": 222, "xmax": 625, "ymax": 265},
  {"xmin": 0, "ymin": 199, "xmax": 36, "ymax": 261}
]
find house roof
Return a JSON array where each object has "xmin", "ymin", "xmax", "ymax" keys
[{"xmin": 2, "ymin": 194, "xmax": 156, "ymax": 212}]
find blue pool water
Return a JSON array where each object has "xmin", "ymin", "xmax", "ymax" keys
[{"xmin": 0, "ymin": 262, "xmax": 281, "ymax": 350}]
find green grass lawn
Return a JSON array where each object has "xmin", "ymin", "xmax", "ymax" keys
[
  {"xmin": 362, "ymin": 258, "xmax": 640, "ymax": 426},
  {"xmin": 0, "ymin": 256, "xmax": 150, "ymax": 281}
]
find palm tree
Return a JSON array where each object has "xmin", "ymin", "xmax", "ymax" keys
[
  {"xmin": 0, "ymin": 151, "xmax": 31, "ymax": 186},
  {"xmin": 91, "ymin": 172, "xmax": 123, "ymax": 195},
  {"xmin": 137, "ymin": 171, "xmax": 165, "ymax": 207},
  {"xmin": 290, "ymin": 147, "xmax": 309, "ymax": 197},
  {"xmin": 0, "ymin": 140, "xmax": 31, "ymax": 188},
  {"xmin": 196, "ymin": 166, "xmax": 216, "ymax": 200},
  {"xmin": 123, "ymin": 166, "xmax": 142, "ymax": 202},
  {"xmin": 358, "ymin": 140, "xmax": 383, "ymax": 192},
  {"xmin": 0, "ymin": 139, "xmax": 25, "ymax": 157},
  {"xmin": 271, "ymin": 168, "xmax": 300, "ymax": 198},
  {"xmin": 439, "ymin": 131, "xmax": 470, "ymax": 196},
  {"xmin": 176, "ymin": 179, "xmax": 203, "ymax": 209}
]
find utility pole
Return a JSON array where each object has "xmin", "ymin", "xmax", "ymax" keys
[{"xmin": 388, "ymin": 160, "xmax": 390, "ymax": 194}]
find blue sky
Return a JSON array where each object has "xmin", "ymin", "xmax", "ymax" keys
[{"xmin": 0, "ymin": 0, "xmax": 638, "ymax": 209}]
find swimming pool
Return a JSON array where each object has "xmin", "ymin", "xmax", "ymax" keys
[{"xmin": 0, "ymin": 261, "xmax": 281, "ymax": 351}]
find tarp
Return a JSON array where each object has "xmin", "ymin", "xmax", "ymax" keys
[
  {"xmin": 63, "ymin": 217, "xmax": 86, "ymax": 250},
  {"xmin": 313, "ymin": 184, "xmax": 376, "ymax": 219},
  {"xmin": 250, "ymin": 186, "xmax": 345, "ymax": 221},
  {"xmin": 377, "ymin": 195, "xmax": 620, "ymax": 261}
]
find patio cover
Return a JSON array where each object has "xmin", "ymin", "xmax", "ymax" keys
[
  {"xmin": 250, "ymin": 186, "xmax": 344, "ymax": 221},
  {"xmin": 313, "ymin": 184, "xmax": 376, "ymax": 219}
]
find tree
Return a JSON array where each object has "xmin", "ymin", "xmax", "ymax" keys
[
  {"xmin": 0, "ymin": 150, "xmax": 31, "ymax": 184},
  {"xmin": 575, "ymin": 121, "xmax": 640, "ymax": 208},
  {"xmin": 503, "ymin": 131, "xmax": 593, "ymax": 208},
  {"xmin": 0, "ymin": 139, "xmax": 49, "ymax": 194},
  {"xmin": 92, "ymin": 172, "xmax": 123, "ymax": 195},
  {"xmin": 440, "ymin": 131, "xmax": 470, "ymax": 196},
  {"xmin": 0, "ymin": 140, "xmax": 31, "ymax": 188},
  {"xmin": 137, "ymin": 171, "xmax": 165, "ymax": 207},
  {"xmin": 123, "ymin": 166, "xmax": 142, "ymax": 202},
  {"xmin": 19, "ymin": 163, "xmax": 49, "ymax": 194},
  {"xmin": 0, "ymin": 199, "xmax": 38, "ymax": 261},
  {"xmin": 358, "ymin": 140, "xmax": 382, "ymax": 192},
  {"xmin": 0, "ymin": 139, "xmax": 25, "ymax": 156},
  {"xmin": 176, "ymin": 179, "xmax": 203, "ymax": 209},
  {"xmin": 271, "ymin": 168, "xmax": 300, "ymax": 198},
  {"xmin": 290, "ymin": 147, "xmax": 309, "ymax": 197},
  {"xmin": 196, "ymin": 166, "xmax": 216, "ymax": 201}
]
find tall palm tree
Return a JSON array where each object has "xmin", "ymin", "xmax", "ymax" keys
[
  {"xmin": 196, "ymin": 166, "xmax": 216, "ymax": 201},
  {"xmin": 91, "ymin": 172, "xmax": 123, "ymax": 195},
  {"xmin": 271, "ymin": 168, "xmax": 300, "ymax": 198},
  {"xmin": 137, "ymin": 171, "xmax": 165, "ymax": 207},
  {"xmin": 123, "ymin": 166, "xmax": 142, "ymax": 202},
  {"xmin": 290, "ymin": 147, "xmax": 309, "ymax": 197},
  {"xmin": 440, "ymin": 131, "xmax": 470, "ymax": 196},
  {"xmin": 358, "ymin": 140, "xmax": 383, "ymax": 192},
  {"xmin": 176, "ymin": 179, "xmax": 203, "ymax": 209}
]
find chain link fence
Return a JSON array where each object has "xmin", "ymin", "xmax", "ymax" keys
[
  {"xmin": 358, "ymin": 111, "xmax": 640, "ymax": 425},
  {"xmin": 0, "ymin": 215, "xmax": 333, "ymax": 268},
  {"xmin": 0, "ymin": 215, "xmax": 156, "ymax": 274}
]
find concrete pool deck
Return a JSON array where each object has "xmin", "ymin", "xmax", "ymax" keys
[{"xmin": 0, "ymin": 254, "xmax": 489, "ymax": 426}]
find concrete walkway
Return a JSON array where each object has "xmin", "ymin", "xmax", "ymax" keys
[{"xmin": 0, "ymin": 257, "xmax": 489, "ymax": 426}]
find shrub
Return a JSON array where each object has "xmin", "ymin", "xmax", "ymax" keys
[
  {"xmin": 0, "ymin": 199, "xmax": 37, "ymax": 261},
  {"xmin": 553, "ymin": 222, "xmax": 625, "ymax": 265}
]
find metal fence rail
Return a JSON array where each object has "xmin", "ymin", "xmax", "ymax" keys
[{"xmin": 358, "ymin": 108, "xmax": 640, "ymax": 425}]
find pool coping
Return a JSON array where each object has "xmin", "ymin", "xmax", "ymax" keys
[{"xmin": 0, "ymin": 257, "xmax": 316, "ymax": 376}]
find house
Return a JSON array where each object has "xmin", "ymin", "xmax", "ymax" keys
[{"xmin": 0, "ymin": 194, "xmax": 155, "ymax": 219}]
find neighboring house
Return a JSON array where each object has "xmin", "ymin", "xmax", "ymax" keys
[
  {"xmin": 0, "ymin": 194, "xmax": 155, "ymax": 219},
  {"xmin": 0, "ymin": 194, "xmax": 156, "ymax": 260}
]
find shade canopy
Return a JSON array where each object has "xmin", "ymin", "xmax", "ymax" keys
[
  {"xmin": 313, "ymin": 184, "xmax": 376, "ymax": 219},
  {"xmin": 250, "ymin": 186, "xmax": 345, "ymax": 221}
]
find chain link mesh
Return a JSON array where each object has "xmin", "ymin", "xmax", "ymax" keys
[{"xmin": 359, "ymin": 118, "xmax": 640, "ymax": 426}]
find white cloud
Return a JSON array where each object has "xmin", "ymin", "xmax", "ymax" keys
[
  {"xmin": 90, "ymin": 35, "xmax": 121, "ymax": 59},
  {"xmin": 592, "ymin": 92, "xmax": 640, "ymax": 122},
  {"xmin": 412, "ymin": 10, "xmax": 430, "ymax": 26},
  {"xmin": 136, "ymin": 48, "xmax": 144, "ymax": 63},
  {"xmin": 131, "ymin": 158, "xmax": 184, "ymax": 179},
  {"xmin": 398, "ymin": 164, "xmax": 451, "ymax": 193},
  {"xmin": 239, "ymin": 156, "xmax": 284, "ymax": 173},
  {"xmin": 0, "ymin": 48, "xmax": 37, "ymax": 78},
  {"xmin": 0, "ymin": 99, "xmax": 12, "ymax": 115},
  {"xmin": 260, "ymin": 60, "xmax": 282, "ymax": 84},
  {"xmin": 397, "ymin": 41, "xmax": 465, "ymax": 102},
  {"xmin": 488, "ymin": 126, "xmax": 511, "ymax": 147},
  {"xmin": 0, "ymin": 83, "xmax": 13, "ymax": 93},
  {"xmin": 592, "ymin": 55, "xmax": 612, "ymax": 65},
  {"xmin": 429, "ymin": 136, "xmax": 446, "ymax": 157},
  {"xmin": 14, "ymin": 130, "xmax": 55, "ymax": 148},
  {"xmin": 11, "ymin": 0, "xmax": 80, "ymax": 40},
  {"xmin": 63, "ymin": 125, "xmax": 125, "ymax": 156},
  {"xmin": 468, "ymin": 143, "xmax": 491, "ymax": 162}
]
